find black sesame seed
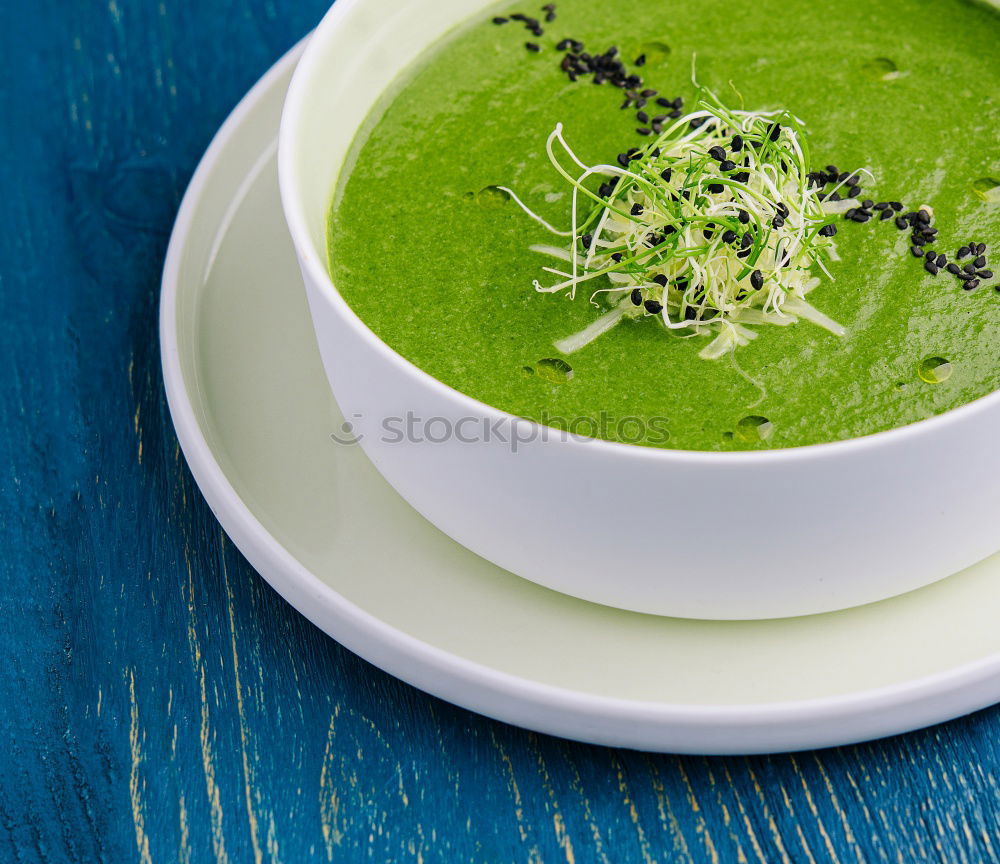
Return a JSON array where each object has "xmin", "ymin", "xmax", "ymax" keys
[
  {"xmin": 912, "ymin": 235, "xmax": 927, "ymax": 246},
  {"xmin": 660, "ymin": 167, "xmax": 672, "ymax": 182},
  {"xmin": 731, "ymin": 135, "xmax": 744, "ymax": 152},
  {"xmin": 630, "ymin": 288, "xmax": 643, "ymax": 305},
  {"xmin": 924, "ymin": 261, "xmax": 939, "ymax": 276},
  {"xmin": 772, "ymin": 215, "xmax": 785, "ymax": 228},
  {"xmin": 738, "ymin": 210, "xmax": 750, "ymax": 224},
  {"xmin": 891, "ymin": 202, "xmax": 903, "ymax": 211},
  {"xmin": 656, "ymin": 97, "xmax": 671, "ymax": 107},
  {"xmin": 957, "ymin": 246, "xmax": 971, "ymax": 259},
  {"xmin": 947, "ymin": 263, "xmax": 961, "ymax": 275},
  {"xmin": 895, "ymin": 216, "xmax": 908, "ymax": 230},
  {"xmin": 964, "ymin": 279, "xmax": 980, "ymax": 290},
  {"xmin": 510, "ymin": 13, "xmax": 526, "ymax": 21},
  {"xmin": 708, "ymin": 145, "xmax": 727, "ymax": 161},
  {"xmin": 874, "ymin": 201, "xmax": 889, "ymax": 210},
  {"xmin": 630, "ymin": 203, "xmax": 644, "ymax": 216},
  {"xmin": 722, "ymin": 229, "xmax": 738, "ymax": 243},
  {"xmin": 719, "ymin": 159, "xmax": 737, "ymax": 172},
  {"xmin": 911, "ymin": 246, "xmax": 924, "ymax": 258},
  {"xmin": 652, "ymin": 274, "xmax": 668, "ymax": 286},
  {"xmin": 525, "ymin": 42, "xmax": 541, "ymax": 52},
  {"xmin": 975, "ymin": 255, "xmax": 987, "ymax": 268},
  {"xmin": 732, "ymin": 171, "xmax": 750, "ymax": 183},
  {"xmin": 635, "ymin": 54, "xmax": 646, "ymax": 66},
  {"xmin": 916, "ymin": 209, "xmax": 931, "ymax": 224},
  {"xmin": 980, "ymin": 270, "xmax": 994, "ymax": 279},
  {"xmin": 880, "ymin": 209, "xmax": 894, "ymax": 221},
  {"xmin": 617, "ymin": 153, "xmax": 630, "ymax": 167},
  {"xmin": 707, "ymin": 183, "xmax": 724, "ymax": 193},
  {"xmin": 668, "ymin": 109, "xmax": 682, "ymax": 119},
  {"xmin": 636, "ymin": 110, "xmax": 649, "ymax": 123},
  {"xmin": 767, "ymin": 123, "xmax": 781, "ymax": 141},
  {"xmin": 936, "ymin": 254, "xmax": 947, "ymax": 267},
  {"xmin": 492, "ymin": 16, "xmax": 508, "ymax": 24},
  {"xmin": 740, "ymin": 233, "xmax": 753, "ymax": 249},
  {"xmin": 545, "ymin": 10, "xmax": 556, "ymax": 22},
  {"xmin": 581, "ymin": 234, "xmax": 593, "ymax": 248},
  {"xmin": 641, "ymin": 88, "xmax": 657, "ymax": 97},
  {"xmin": 976, "ymin": 242, "xmax": 987, "ymax": 255},
  {"xmin": 636, "ymin": 127, "xmax": 652, "ymax": 136},
  {"xmin": 750, "ymin": 269, "xmax": 764, "ymax": 290},
  {"xmin": 925, "ymin": 250, "xmax": 936, "ymax": 261},
  {"xmin": 644, "ymin": 299, "xmax": 664, "ymax": 314},
  {"xmin": 635, "ymin": 97, "xmax": 647, "ymax": 108},
  {"xmin": 819, "ymin": 224, "xmax": 837, "ymax": 237},
  {"xmin": 848, "ymin": 185, "xmax": 862, "ymax": 199},
  {"xmin": 964, "ymin": 262, "xmax": 977, "ymax": 274},
  {"xmin": 826, "ymin": 164, "xmax": 839, "ymax": 175},
  {"xmin": 690, "ymin": 117, "xmax": 705, "ymax": 129},
  {"xmin": 862, "ymin": 199, "xmax": 874, "ymax": 209}
]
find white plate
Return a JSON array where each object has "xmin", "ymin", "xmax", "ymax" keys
[{"xmin": 160, "ymin": 40, "xmax": 1000, "ymax": 754}]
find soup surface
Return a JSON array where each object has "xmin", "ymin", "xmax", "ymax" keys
[{"xmin": 328, "ymin": 0, "xmax": 1000, "ymax": 450}]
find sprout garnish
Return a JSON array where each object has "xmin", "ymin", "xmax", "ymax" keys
[{"xmin": 505, "ymin": 89, "xmax": 863, "ymax": 359}]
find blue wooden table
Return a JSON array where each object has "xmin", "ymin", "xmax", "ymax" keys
[{"xmin": 3, "ymin": 2, "xmax": 1000, "ymax": 861}]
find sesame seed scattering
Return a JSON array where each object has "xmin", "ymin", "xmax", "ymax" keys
[{"xmin": 490, "ymin": 5, "xmax": 997, "ymax": 357}]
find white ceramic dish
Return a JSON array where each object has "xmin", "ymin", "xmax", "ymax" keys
[
  {"xmin": 160, "ymin": 40, "xmax": 1000, "ymax": 753},
  {"xmin": 278, "ymin": 0, "xmax": 1000, "ymax": 620}
]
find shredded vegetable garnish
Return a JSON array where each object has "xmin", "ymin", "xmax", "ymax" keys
[{"xmin": 506, "ymin": 88, "xmax": 865, "ymax": 359}]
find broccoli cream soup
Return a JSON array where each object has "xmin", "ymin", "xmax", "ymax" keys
[{"xmin": 328, "ymin": 0, "xmax": 1000, "ymax": 451}]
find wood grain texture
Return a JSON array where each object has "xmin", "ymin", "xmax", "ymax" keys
[{"xmin": 1, "ymin": 1, "xmax": 1000, "ymax": 861}]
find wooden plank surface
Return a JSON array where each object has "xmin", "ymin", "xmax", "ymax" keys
[{"xmin": 2, "ymin": 1, "xmax": 999, "ymax": 861}]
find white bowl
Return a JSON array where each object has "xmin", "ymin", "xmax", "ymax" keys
[{"xmin": 279, "ymin": 0, "xmax": 1000, "ymax": 619}]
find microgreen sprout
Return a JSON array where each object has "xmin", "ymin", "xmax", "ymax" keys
[{"xmin": 505, "ymin": 88, "xmax": 860, "ymax": 359}]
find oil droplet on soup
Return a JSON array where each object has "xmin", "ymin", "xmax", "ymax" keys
[
  {"xmin": 861, "ymin": 57, "xmax": 901, "ymax": 81},
  {"xmin": 535, "ymin": 357, "xmax": 574, "ymax": 383},
  {"xmin": 918, "ymin": 356, "xmax": 953, "ymax": 384},
  {"xmin": 735, "ymin": 416, "xmax": 775, "ymax": 442},
  {"xmin": 972, "ymin": 177, "xmax": 1000, "ymax": 204},
  {"xmin": 475, "ymin": 185, "xmax": 511, "ymax": 208}
]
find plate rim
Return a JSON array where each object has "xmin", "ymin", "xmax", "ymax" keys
[{"xmin": 159, "ymin": 38, "xmax": 1000, "ymax": 754}]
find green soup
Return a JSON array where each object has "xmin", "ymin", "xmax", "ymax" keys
[{"xmin": 328, "ymin": 0, "xmax": 1000, "ymax": 451}]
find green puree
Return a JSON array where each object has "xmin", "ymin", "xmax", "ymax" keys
[{"xmin": 328, "ymin": 0, "xmax": 1000, "ymax": 451}]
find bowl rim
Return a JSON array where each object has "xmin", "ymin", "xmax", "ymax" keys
[{"xmin": 277, "ymin": 0, "xmax": 1000, "ymax": 466}]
